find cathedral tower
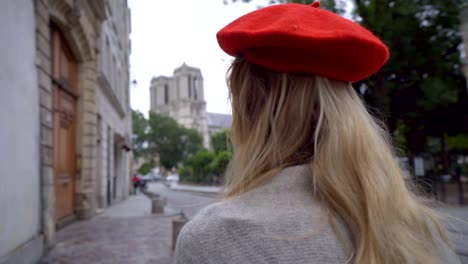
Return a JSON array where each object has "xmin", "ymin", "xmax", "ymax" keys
[{"xmin": 150, "ymin": 63, "xmax": 209, "ymax": 148}]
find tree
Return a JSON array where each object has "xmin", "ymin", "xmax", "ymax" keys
[
  {"xmin": 210, "ymin": 150, "xmax": 232, "ymax": 176},
  {"xmin": 187, "ymin": 150, "xmax": 215, "ymax": 182},
  {"xmin": 224, "ymin": 0, "xmax": 345, "ymax": 14},
  {"xmin": 138, "ymin": 161, "xmax": 156, "ymax": 175},
  {"xmin": 147, "ymin": 113, "xmax": 203, "ymax": 169},
  {"xmin": 181, "ymin": 128, "xmax": 204, "ymax": 160},
  {"xmin": 224, "ymin": 0, "xmax": 468, "ymax": 160},
  {"xmin": 353, "ymin": 0, "xmax": 468, "ymax": 166},
  {"xmin": 132, "ymin": 110, "xmax": 148, "ymax": 158},
  {"xmin": 178, "ymin": 165, "xmax": 193, "ymax": 182},
  {"xmin": 211, "ymin": 129, "xmax": 231, "ymax": 154}
]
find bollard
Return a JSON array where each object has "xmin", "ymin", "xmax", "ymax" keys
[
  {"xmin": 172, "ymin": 212, "xmax": 189, "ymax": 250},
  {"xmin": 151, "ymin": 197, "xmax": 164, "ymax": 214}
]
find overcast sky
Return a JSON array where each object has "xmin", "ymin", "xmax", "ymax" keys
[{"xmin": 128, "ymin": 0, "xmax": 271, "ymax": 116}]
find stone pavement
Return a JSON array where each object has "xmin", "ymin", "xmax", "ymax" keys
[
  {"xmin": 39, "ymin": 185, "xmax": 468, "ymax": 264},
  {"xmin": 150, "ymin": 183, "xmax": 219, "ymax": 217},
  {"xmin": 39, "ymin": 192, "xmax": 215, "ymax": 264},
  {"xmin": 167, "ymin": 182, "xmax": 222, "ymax": 195}
]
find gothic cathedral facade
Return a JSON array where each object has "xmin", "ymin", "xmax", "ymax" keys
[{"xmin": 150, "ymin": 63, "xmax": 210, "ymax": 148}]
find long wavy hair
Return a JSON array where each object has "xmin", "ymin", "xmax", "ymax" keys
[{"xmin": 223, "ymin": 57, "xmax": 454, "ymax": 264}]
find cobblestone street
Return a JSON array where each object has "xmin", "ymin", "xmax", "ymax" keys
[
  {"xmin": 39, "ymin": 184, "xmax": 216, "ymax": 264},
  {"xmin": 39, "ymin": 183, "xmax": 468, "ymax": 264}
]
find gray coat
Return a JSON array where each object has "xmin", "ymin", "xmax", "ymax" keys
[{"xmin": 174, "ymin": 165, "xmax": 459, "ymax": 264}]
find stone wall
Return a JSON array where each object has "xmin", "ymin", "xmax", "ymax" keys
[
  {"xmin": 76, "ymin": 61, "xmax": 99, "ymax": 219},
  {"xmin": 34, "ymin": 0, "xmax": 105, "ymax": 247},
  {"xmin": 35, "ymin": 0, "xmax": 55, "ymax": 247},
  {"xmin": 0, "ymin": 1, "xmax": 42, "ymax": 262},
  {"xmin": 1, "ymin": 0, "xmax": 129, "ymax": 261},
  {"xmin": 95, "ymin": 0, "xmax": 132, "ymax": 208},
  {"xmin": 150, "ymin": 64, "xmax": 210, "ymax": 148}
]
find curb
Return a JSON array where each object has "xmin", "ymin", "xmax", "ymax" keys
[{"xmin": 167, "ymin": 187, "xmax": 221, "ymax": 197}]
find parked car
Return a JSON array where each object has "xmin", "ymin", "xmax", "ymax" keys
[
  {"xmin": 140, "ymin": 174, "xmax": 153, "ymax": 182},
  {"xmin": 140, "ymin": 168, "xmax": 162, "ymax": 182},
  {"xmin": 166, "ymin": 174, "xmax": 179, "ymax": 183},
  {"xmin": 150, "ymin": 168, "xmax": 162, "ymax": 182}
]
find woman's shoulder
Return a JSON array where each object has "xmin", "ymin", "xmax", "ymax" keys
[
  {"xmin": 177, "ymin": 199, "xmax": 241, "ymax": 241},
  {"xmin": 174, "ymin": 195, "xmax": 352, "ymax": 264},
  {"xmin": 174, "ymin": 200, "xmax": 240, "ymax": 263}
]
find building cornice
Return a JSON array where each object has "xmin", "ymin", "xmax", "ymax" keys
[{"xmin": 98, "ymin": 73, "xmax": 126, "ymax": 118}]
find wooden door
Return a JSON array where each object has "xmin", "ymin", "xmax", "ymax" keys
[{"xmin": 51, "ymin": 25, "xmax": 78, "ymax": 222}]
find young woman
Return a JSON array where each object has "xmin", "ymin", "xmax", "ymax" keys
[{"xmin": 174, "ymin": 2, "xmax": 459, "ymax": 264}]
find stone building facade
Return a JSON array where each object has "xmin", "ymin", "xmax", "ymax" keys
[
  {"xmin": 150, "ymin": 64, "xmax": 232, "ymax": 149},
  {"xmin": 150, "ymin": 63, "xmax": 210, "ymax": 148},
  {"xmin": 0, "ymin": 0, "xmax": 131, "ymax": 263},
  {"xmin": 206, "ymin": 112, "xmax": 233, "ymax": 138},
  {"xmin": 0, "ymin": 1, "xmax": 42, "ymax": 263},
  {"xmin": 95, "ymin": 0, "xmax": 132, "ymax": 209}
]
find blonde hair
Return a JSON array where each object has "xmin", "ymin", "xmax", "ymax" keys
[{"xmin": 224, "ymin": 58, "xmax": 453, "ymax": 264}]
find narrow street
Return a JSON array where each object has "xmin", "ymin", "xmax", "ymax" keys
[
  {"xmin": 39, "ymin": 182, "xmax": 468, "ymax": 264},
  {"xmin": 147, "ymin": 183, "xmax": 219, "ymax": 218},
  {"xmin": 39, "ymin": 183, "xmax": 217, "ymax": 264}
]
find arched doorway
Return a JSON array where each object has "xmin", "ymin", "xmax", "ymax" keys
[{"xmin": 51, "ymin": 24, "xmax": 78, "ymax": 222}]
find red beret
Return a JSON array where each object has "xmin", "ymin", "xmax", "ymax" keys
[{"xmin": 217, "ymin": 2, "xmax": 389, "ymax": 82}]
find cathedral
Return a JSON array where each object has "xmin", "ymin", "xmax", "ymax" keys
[{"xmin": 149, "ymin": 63, "xmax": 231, "ymax": 149}]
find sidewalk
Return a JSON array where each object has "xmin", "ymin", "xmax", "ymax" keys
[
  {"xmin": 39, "ymin": 193, "xmax": 468, "ymax": 264},
  {"xmin": 40, "ymin": 194, "xmax": 175, "ymax": 264},
  {"xmin": 168, "ymin": 182, "xmax": 222, "ymax": 194},
  {"xmin": 98, "ymin": 193, "xmax": 152, "ymax": 218}
]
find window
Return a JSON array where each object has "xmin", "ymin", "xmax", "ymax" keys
[
  {"xmin": 105, "ymin": 37, "xmax": 110, "ymax": 77},
  {"xmin": 164, "ymin": 84, "xmax": 169, "ymax": 104},
  {"xmin": 151, "ymin": 86, "xmax": 156, "ymax": 107},
  {"xmin": 188, "ymin": 75, "xmax": 192, "ymax": 98},
  {"xmin": 97, "ymin": 114, "xmax": 102, "ymax": 143},
  {"xmin": 112, "ymin": 56, "xmax": 117, "ymax": 91},
  {"xmin": 193, "ymin": 77, "xmax": 198, "ymax": 100}
]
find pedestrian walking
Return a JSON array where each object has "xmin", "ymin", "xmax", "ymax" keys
[
  {"xmin": 174, "ymin": 2, "xmax": 460, "ymax": 264},
  {"xmin": 132, "ymin": 174, "xmax": 140, "ymax": 195}
]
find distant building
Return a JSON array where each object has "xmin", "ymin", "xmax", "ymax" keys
[
  {"xmin": 207, "ymin": 112, "xmax": 232, "ymax": 138},
  {"xmin": 0, "ymin": 0, "xmax": 131, "ymax": 262},
  {"xmin": 149, "ymin": 63, "xmax": 231, "ymax": 149}
]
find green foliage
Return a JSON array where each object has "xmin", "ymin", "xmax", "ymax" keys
[
  {"xmin": 447, "ymin": 134, "xmax": 468, "ymax": 152},
  {"xmin": 132, "ymin": 110, "xmax": 148, "ymax": 158},
  {"xmin": 178, "ymin": 166, "xmax": 193, "ymax": 182},
  {"xmin": 138, "ymin": 161, "xmax": 155, "ymax": 175},
  {"xmin": 147, "ymin": 113, "xmax": 203, "ymax": 169},
  {"xmin": 210, "ymin": 151, "xmax": 233, "ymax": 176},
  {"xmin": 179, "ymin": 148, "xmax": 233, "ymax": 184},
  {"xmin": 187, "ymin": 150, "xmax": 215, "ymax": 182},
  {"xmin": 224, "ymin": 0, "xmax": 468, "ymax": 156},
  {"xmin": 181, "ymin": 128, "xmax": 204, "ymax": 159},
  {"xmin": 426, "ymin": 134, "xmax": 468, "ymax": 154},
  {"xmin": 223, "ymin": 0, "xmax": 345, "ymax": 14},
  {"xmin": 393, "ymin": 121, "xmax": 408, "ymax": 155},
  {"xmin": 353, "ymin": 0, "xmax": 468, "ymax": 154},
  {"xmin": 282, "ymin": 0, "xmax": 314, "ymax": 4},
  {"xmin": 211, "ymin": 129, "xmax": 231, "ymax": 154},
  {"xmin": 418, "ymin": 77, "xmax": 458, "ymax": 111},
  {"xmin": 131, "ymin": 111, "xmax": 203, "ymax": 170},
  {"xmin": 318, "ymin": 0, "xmax": 346, "ymax": 14}
]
